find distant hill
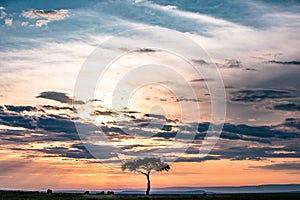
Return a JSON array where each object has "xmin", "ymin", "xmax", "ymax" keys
[
  {"xmin": 121, "ymin": 184, "xmax": 300, "ymax": 194},
  {"xmin": 8, "ymin": 184, "xmax": 300, "ymax": 195}
]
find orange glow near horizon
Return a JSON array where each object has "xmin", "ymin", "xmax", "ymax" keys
[{"xmin": 1, "ymin": 153, "xmax": 300, "ymax": 190}]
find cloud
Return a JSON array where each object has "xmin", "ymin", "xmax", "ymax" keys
[
  {"xmin": 35, "ymin": 19, "xmax": 49, "ymax": 27},
  {"xmin": 266, "ymin": 60, "xmax": 300, "ymax": 65},
  {"xmin": 21, "ymin": 9, "xmax": 69, "ymax": 27},
  {"xmin": 176, "ymin": 98, "xmax": 201, "ymax": 102},
  {"xmin": 283, "ymin": 118, "xmax": 300, "ymax": 130},
  {"xmin": 154, "ymin": 119, "xmax": 300, "ymax": 147},
  {"xmin": 0, "ymin": 6, "xmax": 6, "ymax": 19},
  {"xmin": 0, "ymin": 160, "xmax": 30, "ymax": 174},
  {"xmin": 176, "ymin": 156, "xmax": 220, "ymax": 162},
  {"xmin": 211, "ymin": 146, "xmax": 299, "ymax": 161},
  {"xmin": 251, "ymin": 162, "xmax": 300, "ymax": 170},
  {"xmin": 221, "ymin": 59, "xmax": 243, "ymax": 68},
  {"xmin": 4, "ymin": 18, "xmax": 12, "ymax": 26},
  {"xmin": 154, "ymin": 131, "xmax": 177, "ymax": 139},
  {"xmin": 36, "ymin": 91, "xmax": 84, "ymax": 105},
  {"xmin": 231, "ymin": 89, "xmax": 295, "ymax": 102},
  {"xmin": 192, "ymin": 59, "xmax": 244, "ymax": 70},
  {"xmin": 5, "ymin": 105, "xmax": 36, "ymax": 112},
  {"xmin": 190, "ymin": 78, "xmax": 215, "ymax": 82},
  {"xmin": 273, "ymin": 103, "xmax": 300, "ymax": 111},
  {"xmin": 92, "ymin": 110, "xmax": 118, "ymax": 116},
  {"xmin": 42, "ymin": 105, "xmax": 74, "ymax": 112},
  {"xmin": 219, "ymin": 131, "xmax": 271, "ymax": 144},
  {"xmin": 244, "ymin": 68, "xmax": 257, "ymax": 71},
  {"xmin": 132, "ymin": 48, "xmax": 159, "ymax": 53},
  {"xmin": 144, "ymin": 113, "xmax": 166, "ymax": 120},
  {"xmin": 71, "ymin": 143, "xmax": 117, "ymax": 159},
  {"xmin": 1, "ymin": 101, "xmax": 300, "ymax": 163},
  {"xmin": 21, "ymin": 21, "xmax": 28, "ymax": 26},
  {"xmin": 0, "ymin": 105, "xmax": 81, "ymax": 140},
  {"xmin": 36, "ymin": 146, "xmax": 95, "ymax": 159},
  {"xmin": 0, "ymin": 112, "xmax": 36, "ymax": 129},
  {"xmin": 191, "ymin": 59, "xmax": 208, "ymax": 65},
  {"xmin": 221, "ymin": 121, "xmax": 300, "ymax": 140},
  {"xmin": 22, "ymin": 9, "xmax": 69, "ymax": 20},
  {"xmin": 36, "ymin": 115, "xmax": 78, "ymax": 133}
]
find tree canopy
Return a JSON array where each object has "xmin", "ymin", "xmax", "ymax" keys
[
  {"xmin": 122, "ymin": 157, "xmax": 170, "ymax": 195},
  {"xmin": 122, "ymin": 157, "xmax": 170, "ymax": 175}
]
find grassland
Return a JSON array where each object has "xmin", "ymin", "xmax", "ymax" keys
[{"xmin": 1, "ymin": 191, "xmax": 300, "ymax": 200}]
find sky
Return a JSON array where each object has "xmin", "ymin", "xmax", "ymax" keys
[{"xmin": 0, "ymin": 0, "xmax": 300, "ymax": 191}]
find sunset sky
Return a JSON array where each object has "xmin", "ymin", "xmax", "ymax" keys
[{"xmin": 0, "ymin": 0, "xmax": 300, "ymax": 191}]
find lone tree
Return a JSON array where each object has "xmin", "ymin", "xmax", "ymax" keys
[{"xmin": 121, "ymin": 157, "xmax": 170, "ymax": 195}]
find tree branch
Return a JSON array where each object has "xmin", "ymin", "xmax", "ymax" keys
[{"xmin": 135, "ymin": 169, "xmax": 147, "ymax": 176}]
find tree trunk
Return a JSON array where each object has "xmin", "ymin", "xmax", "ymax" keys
[{"xmin": 146, "ymin": 172, "xmax": 150, "ymax": 195}]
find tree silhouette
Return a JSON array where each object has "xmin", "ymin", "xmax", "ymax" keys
[{"xmin": 121, "ymin": 157, "xmax": 170, "ymax": 195}]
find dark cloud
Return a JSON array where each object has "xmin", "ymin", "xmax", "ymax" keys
[
  {"xmin": 42, "ymin": 105, "xmax": 74, "ymax": 111},
  {"xmin": 244, "ymin": 68, "xmax": 257, "ymax": 71},
  {"xmin": 5, "ymin": 105, "xmax": 36, "ymax": 112},
  {"xmin": 100, "ymin": 125, "xmax": 128, "ymax": 137},
  {"xmin": 176, "ymin": 98, "xmax": 201, "ymax": 102},
  {"xmin": 176, "ymin": 156, "xmax": 220, "ymax": 162},
  {"xmin": 266, "ymin": 60, "xmax": 300, "ymax": 65},
  {"xmin": 87, "ymin": 98, "xmax": 102, "ymax": 102},
  {"xmin": 192, "ymin": 59, "xmax": 208, "ymax": 65},
  {"xmin": 92, "ymin": 110, "xmax": 118, "ymax": 116},
  {"xmin": 1, "ymin": 100, "xmax": 300, "ymax": 163},
  {"xmin": 251, "ymin": 162, "xmax": 300, "ymax": 170},
  {"xmin": 33, "ymin": 10, "xmax": 62, "ymax": 16},
  {"xmin": 154, "ymin": 131, "xmax": 177, "ymax": 139},
  {"xmin": 120, "ymin": 48, "xmax": 159, "ymax": 53},
  {"xmin": 36, "ymin": 146, "xmax": 94, "ymax": 159},
  {"xmin": 0, "ymin": 112, "xmax": 36, "ymax": 129},
  {"xmin": 162, "ymin": 124, "xmax": 173, "ymax": 131},
  {"xmin": 36, "ymin": 91, "xmax": 84, "ymax": 105},
  {"xmin": 222, "ymin": 124, "xmax": 277, "ymax": 138},
  {"xmin": 219, "ymin": 131, "xmax": 271, "ymax": 144},
  {"xmin": 120, "ymin": 110, "xmax": 140, "ymax": 114},
  {"xmin": 71, "ymin": 143, "xmax": 117, "ymax": 159},
  {"xmin": 211, "ymin": 146, "xmax": 300, "ymax": 161},
  {"xmin": 231, "ymin": 89, "xmax": 295, "ymax": 102},
  {"xmin": 197, "ymin": 122, "xmax": 210, "ymax": 132},
  {"xmin": 144, "ymin": 113, "xmax": 166, "ymax": 119},
  {"xmin": 190, "ymin": 78, "xmax": 215, "ymax": 82},
  {"xmin": 273, "ymin": 103, "xmax": 300, "ymax": 111},
  {"xmin": 154, "ymin": 120, "xmax": 300, "ymax": 146},
  {"xmin": 0, "ymin": 106, "xmax": 85, "ymax": 141},
  {"xmin": 282, "ymin": 118, "xmax": 300, "ymax": 130},
  {"xmin": 133, "ymin": 48, "xmax": 158, "ymax": 53},
  {"xmin": 36, "ymin": 115, "xmax": 77, "ymax": 133}
]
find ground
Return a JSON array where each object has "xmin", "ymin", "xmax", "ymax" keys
[{"xmin": 1, "ymin": 191, "xmax": 300, "ymax": 200}]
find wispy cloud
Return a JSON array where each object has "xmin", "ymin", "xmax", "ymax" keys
[{"xmin": 230, "ymin": 89, "xmax": 295, "ymax": 103}]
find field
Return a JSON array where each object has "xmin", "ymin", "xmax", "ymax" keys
[{"xmin": 1, "ymin": 191, "xmax": 300, "ymax": 200}]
